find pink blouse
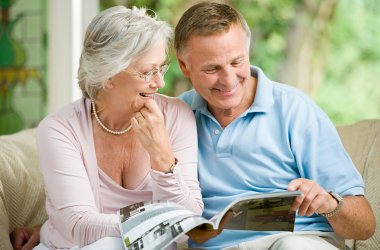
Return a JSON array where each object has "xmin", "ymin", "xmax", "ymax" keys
[{"xmin": 37, "ymin": 95, "xmax": 203, "ymax": 248}]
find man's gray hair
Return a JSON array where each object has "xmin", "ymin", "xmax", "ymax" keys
[{"xmin": 78, "ymin": 6, "xmax": 172, "ymax": 99}]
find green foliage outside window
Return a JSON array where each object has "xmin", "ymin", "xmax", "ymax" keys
[{"xmin": 100, "ymin": 0, "xmax": 380, "ymax": 125}]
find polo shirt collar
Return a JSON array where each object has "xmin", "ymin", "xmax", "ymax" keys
[
  {"xmin": 189, "ymin": 91, "xmax": 207, "ymax": 112},
  {"xmin": 249, "ymin": 65, "xmax": 274, "ymax": 113}
]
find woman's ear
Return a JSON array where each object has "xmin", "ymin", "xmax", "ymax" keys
[{"xmin": 105, "ymin": 78, "xmax": 114, "ymax": 88}]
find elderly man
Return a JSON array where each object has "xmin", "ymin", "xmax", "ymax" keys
[{"xmin": 175, "ymin": 1, "xmax": 375, "ymax": 249}]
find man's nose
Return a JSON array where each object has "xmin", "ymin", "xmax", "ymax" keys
[{"xmin": 219, "ymin": 66, "xmax": 236, "ymax": 86}]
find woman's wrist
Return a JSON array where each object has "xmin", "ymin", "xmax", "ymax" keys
[
  {"xmin": 149, "ymin": 153, "xmax": 177, "ymax": 173},
  {"xmin": 164, "ymin": 158, "xmax": 178, "ymax": 174}
]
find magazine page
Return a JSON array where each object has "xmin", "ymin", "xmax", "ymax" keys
[
  {"xmin": 118, "ymin": 200, "xmax": 207, "ymax": 250},
  {"xmin": 132, "ymin": 214, "xmax": 212, "ymax": 250},
  {"xmin": 210, "ymin": 190, "xmax": 302, "ymax": 231}
]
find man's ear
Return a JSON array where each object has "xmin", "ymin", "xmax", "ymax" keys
[{"xmin": 176, "ymin": 52, "xmax": 191, "ymax": 78}]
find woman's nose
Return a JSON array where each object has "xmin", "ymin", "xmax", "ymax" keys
[{"xmin": 149, "ymin": 73, "xmax": 165, "ymax": 89}]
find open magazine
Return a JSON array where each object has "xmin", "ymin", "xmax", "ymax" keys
[{"xmin": 118, "ymin": 190, "xmax": 302, "ymax": 250}]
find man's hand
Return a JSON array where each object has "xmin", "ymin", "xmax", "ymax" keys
[
  {"xmin": 187, "ymin": 210, "xmax": 233, "ymax": 244},
  {"xmin": 10, "ymin": 226, "xmax": 41, "ymax": 250},
  {"xmin": 186, "ymin": 226, "xmax": 219, "ymax": 244},
  {"xmin": 288, "ymin": 178, "xmax": 338, "ymax": 216}
]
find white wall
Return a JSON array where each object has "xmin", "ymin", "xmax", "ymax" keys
[{"xmin": 48, "ymin": 0, "xmax": 99, "ymax": 113}]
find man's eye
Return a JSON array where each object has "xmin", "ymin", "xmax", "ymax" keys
[
  {"xmin": 232, "ymin": 60, "xmax": 242, "ymax": 66},
  {"xmin": 204, "ymin": 68, "xmax": 217, "ymax": 74}
]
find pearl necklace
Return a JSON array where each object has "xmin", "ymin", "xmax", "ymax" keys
[{"xmin": 91, "ymin": 99, "xmax": 132, "ymax": 135}]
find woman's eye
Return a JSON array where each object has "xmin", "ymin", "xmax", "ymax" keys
[{"xmin": 143, "ymin": 69, "xmax": 155, "ymax": 76}]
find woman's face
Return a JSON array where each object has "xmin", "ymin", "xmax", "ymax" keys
[{"xmin": 107, "ymin": 39, "xmax": 168, "ymax": 112}]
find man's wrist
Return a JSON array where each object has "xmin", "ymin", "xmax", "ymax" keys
[{"xmin": 319, "ymin": 191, "xmax": 344, "ymax": 218}]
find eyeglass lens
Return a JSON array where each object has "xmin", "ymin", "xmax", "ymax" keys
[{"xmin": 145, "ymin": 64, "xmax": 169, "ymax": 82}]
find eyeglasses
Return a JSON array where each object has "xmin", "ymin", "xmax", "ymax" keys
[{"xmin": 129, "ymin": 63, "xmax": 170, "ymax": 83}]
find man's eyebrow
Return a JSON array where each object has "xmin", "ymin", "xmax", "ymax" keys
[
  {"xmin": 202, "ymin": 63, "xmax": 219, "ymax": 68},
  {"xmin": 232, "ymin": 55, "xmax": 244, "ymax": 61}
]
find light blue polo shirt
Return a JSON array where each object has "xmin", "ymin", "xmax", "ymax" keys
[{"xmin": 179, "ymin": 66, "xmax": 364, "ymax": 250}]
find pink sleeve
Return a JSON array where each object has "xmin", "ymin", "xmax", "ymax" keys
[
  {"xmin": 150, "ymin": 98, "xmax": 203, "ymax": 215},
  {"xmin": 37, "ymin": 118, "xmax": 120, "ymax": 247}
]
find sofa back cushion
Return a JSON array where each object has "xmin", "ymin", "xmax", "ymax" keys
[{"xmin": 0, "ymin": 129, "xmax": 47, "ymax": 250}]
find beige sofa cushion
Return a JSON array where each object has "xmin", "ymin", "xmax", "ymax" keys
[
  {"xmin": 337, "ymin": 119, "xmax": 380, "ymax": 250},
  {"xmin": 0, "ymin": 129, "xmax": 47, "ymax": 250}
]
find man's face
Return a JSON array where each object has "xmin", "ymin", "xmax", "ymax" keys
[{"xmin": 177, "ymin": 24, "xmax": 251, "ymax": 113}]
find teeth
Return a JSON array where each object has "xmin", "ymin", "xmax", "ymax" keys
[{"xmin": 140, "ymin": 93, "xmax": 154, "ymax": 97}]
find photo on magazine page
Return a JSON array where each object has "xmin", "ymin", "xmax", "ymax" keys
[
  {"xmin": 222, "ymin": 191, "xmax": 301, "ymax": 231},
  {"xmin": 119, "ymin": 200, "xmax": 181, "ymax": 223}
]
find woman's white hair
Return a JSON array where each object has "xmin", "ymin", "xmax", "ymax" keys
[{"xmin": 78, "ymin": 6, "xmax": 172, "ymax": 99}]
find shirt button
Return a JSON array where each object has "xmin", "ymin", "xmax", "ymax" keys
[{"xmin": 214, "ymin": 129, "xmax": 220, "ymax": 135}]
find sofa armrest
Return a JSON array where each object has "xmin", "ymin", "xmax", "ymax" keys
[
  {"xmin": 337, "ymin": 119, "xmax": 380, "ymax": 249},
  {"xmin": 0, "ymin": 129, "xmax": 47, "ymax": 249}
]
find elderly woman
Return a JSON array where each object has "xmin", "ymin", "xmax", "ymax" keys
[{"xmin": 31, "ymin": 5, "xmax": 202, "ymax": 250}]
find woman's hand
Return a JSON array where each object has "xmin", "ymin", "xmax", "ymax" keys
[
  {"xmin": 10, "ymin": 226, "xmax": 41, "ymax": 250},
  {"xmin": 131, "ymin": 99, "xmax": 175, "ymax": 172}
]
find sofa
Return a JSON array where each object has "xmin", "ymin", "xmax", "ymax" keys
[{"xmin": 0, "ymin": 119, "xmax": 379, "ymax": 250}]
